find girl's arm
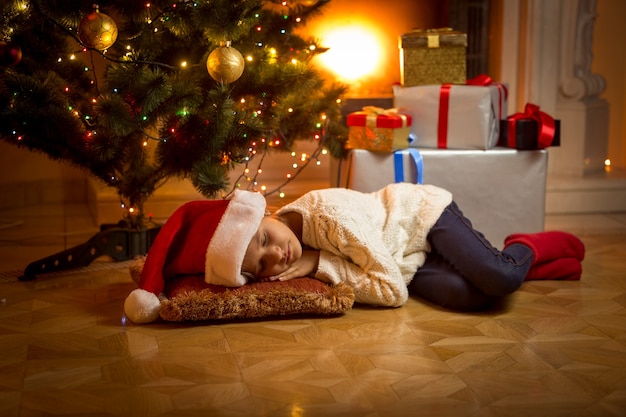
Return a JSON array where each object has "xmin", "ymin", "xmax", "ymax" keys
[
  {"xmin": 316, "ymin": 249, "xmax": 408, "ymax": 307},
  {"xmin": 267, "ymin": 249, "xmax": 323, "ymax": 282}
]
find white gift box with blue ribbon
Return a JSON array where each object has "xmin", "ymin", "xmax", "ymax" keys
[
  {"xmin": 337, "ymin": 149, "xmax": 424, "ymax": 189},
  {"xmin": 332, "ymin": 148, "xmax": 547, "ymax": 248}
]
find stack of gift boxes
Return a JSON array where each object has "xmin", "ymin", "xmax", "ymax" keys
[{"xmin": 335, "ymin": 28, "xmax": 560, "ymax": 248}]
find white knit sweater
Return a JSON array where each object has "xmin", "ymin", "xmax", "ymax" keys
[{"xmin": 276, "ymin": 183, "xmax": 453, "ymax": 307}]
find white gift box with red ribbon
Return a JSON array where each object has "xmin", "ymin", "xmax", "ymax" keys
[{"xmin": 393, "ymin": 75, "xmax": 508, "ymax": 150}]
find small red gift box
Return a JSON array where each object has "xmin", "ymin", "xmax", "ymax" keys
[
  {"xmin": 346, "ymin": 107, "xmax": 412, "ymax": 152},
  {"xmin": 497, "ymin": 103, "xmax": 561, "ymax": 149}
]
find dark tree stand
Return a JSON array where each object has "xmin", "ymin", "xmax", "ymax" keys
[{"xmin": 20, "ymin": 224, "xmax": 161, "ymax": 281}]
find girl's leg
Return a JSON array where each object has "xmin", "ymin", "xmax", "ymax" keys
[
  {"xmin": 409, "ymin": 250, "xmax": 500, "ymax": 311},
  {"xmin": 425, "ymin": 201, "xmax": 533, "ymax": 296}
]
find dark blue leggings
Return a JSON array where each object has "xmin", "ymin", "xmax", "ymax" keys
[{"xmin": 408, "ymin": 201, "xmax": 534, "ymax": 311}]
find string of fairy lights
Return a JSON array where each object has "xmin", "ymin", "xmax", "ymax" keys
[
  {"xmin": 232, "ymin": 116, "xmax": 330, "ymax": 199},
  {"xmin": 3, "ymin": 0, "xmax": 337, "ymax": 207}
]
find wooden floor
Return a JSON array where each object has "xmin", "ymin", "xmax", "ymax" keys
[{"xmin": 1, "ymin": 203, "xmax": 625, "ymax": 417}]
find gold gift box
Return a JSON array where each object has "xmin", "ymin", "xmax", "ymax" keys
[
  {"xmin": 346, "ymin": 108, "xmax": 412, "ymax": 152},
  {"xmin": 400, "ymin": 28, "xmax": 467, "ymax": 86},
  {"xmin": 347, "ymin": 126, "xmax": 411, "ymax": 152}
]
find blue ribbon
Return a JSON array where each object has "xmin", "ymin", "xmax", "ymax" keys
[{"xmin": 394, "ymin": 149, "xmax": 423, "ymax": 184}]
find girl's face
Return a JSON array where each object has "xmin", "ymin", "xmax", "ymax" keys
[{"xmin": 242, "ymin": 216, "xmax": 302, "ymax": 279}]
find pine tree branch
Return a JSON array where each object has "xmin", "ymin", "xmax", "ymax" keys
[{"xmin": 36, "ymin": 5, "xmax": 179, "ymax": 71}]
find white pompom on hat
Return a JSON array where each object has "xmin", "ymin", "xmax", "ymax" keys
[{"xmin": 123, "ymin": 189, "xmax": 266, "ymax": 323}]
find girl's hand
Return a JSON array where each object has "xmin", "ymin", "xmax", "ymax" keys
[{"xmin": 270, "ymin": 249, "xmax": 319, "ymax": 282}]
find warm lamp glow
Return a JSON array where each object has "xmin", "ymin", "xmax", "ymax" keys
[{"xmin": 316, "ymin": 24, "xmax": 383, "ymax": 81}]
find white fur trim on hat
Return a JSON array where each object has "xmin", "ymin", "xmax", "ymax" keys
[{"xmin": 205, "ymin": 189, "xmax": 266, "ymax": 287}]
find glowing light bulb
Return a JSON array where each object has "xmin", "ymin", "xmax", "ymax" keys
[{"xmin": 316, "ymin": 24, "xmax": 383, "ymax": 81}]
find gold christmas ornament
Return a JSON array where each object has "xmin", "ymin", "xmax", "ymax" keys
[
  {"xmin": 78, "ymin": 6, "xmax": 118, "ymax": 51},
  {"xmin": 299, "ymin": 0, "xmax": 319, "ymax": 6},
  {"xmin": 206, "ymin": 42, "xmax": 245, "ymax": 83}
]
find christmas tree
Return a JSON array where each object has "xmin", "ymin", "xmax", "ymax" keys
[{"xmin": 0, "ymin": 0, "xmax": 347, "ymax": 229}]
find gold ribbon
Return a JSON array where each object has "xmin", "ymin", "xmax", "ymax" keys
[
  {"xmin": 408, "ymin": 28, "xmax": 455, "ymax": 48},
  {"xmin": 361, "ymin": 106, "xmax": 408, "ymax": 128}
]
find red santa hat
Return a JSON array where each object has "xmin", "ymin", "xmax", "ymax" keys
[{"xmin": 123, "ymin": 189, "xmax": 266, "ymax": 323}]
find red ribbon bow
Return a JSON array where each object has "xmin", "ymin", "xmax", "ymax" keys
[
  {"xmin": 507, "ymin": 103, "xmax": 556, "ymax": 149},
  {"xmin": 467, "ymin": 74, "xmax": 508, "ymax": 118},
  {"xmin": 466, "ymin": 74, "xmax": 493, "ymax": 86}
]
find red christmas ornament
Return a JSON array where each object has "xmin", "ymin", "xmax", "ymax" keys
[{"xmin": 0, "ymin": 42, "xmax": 23, "ymax": 67}]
